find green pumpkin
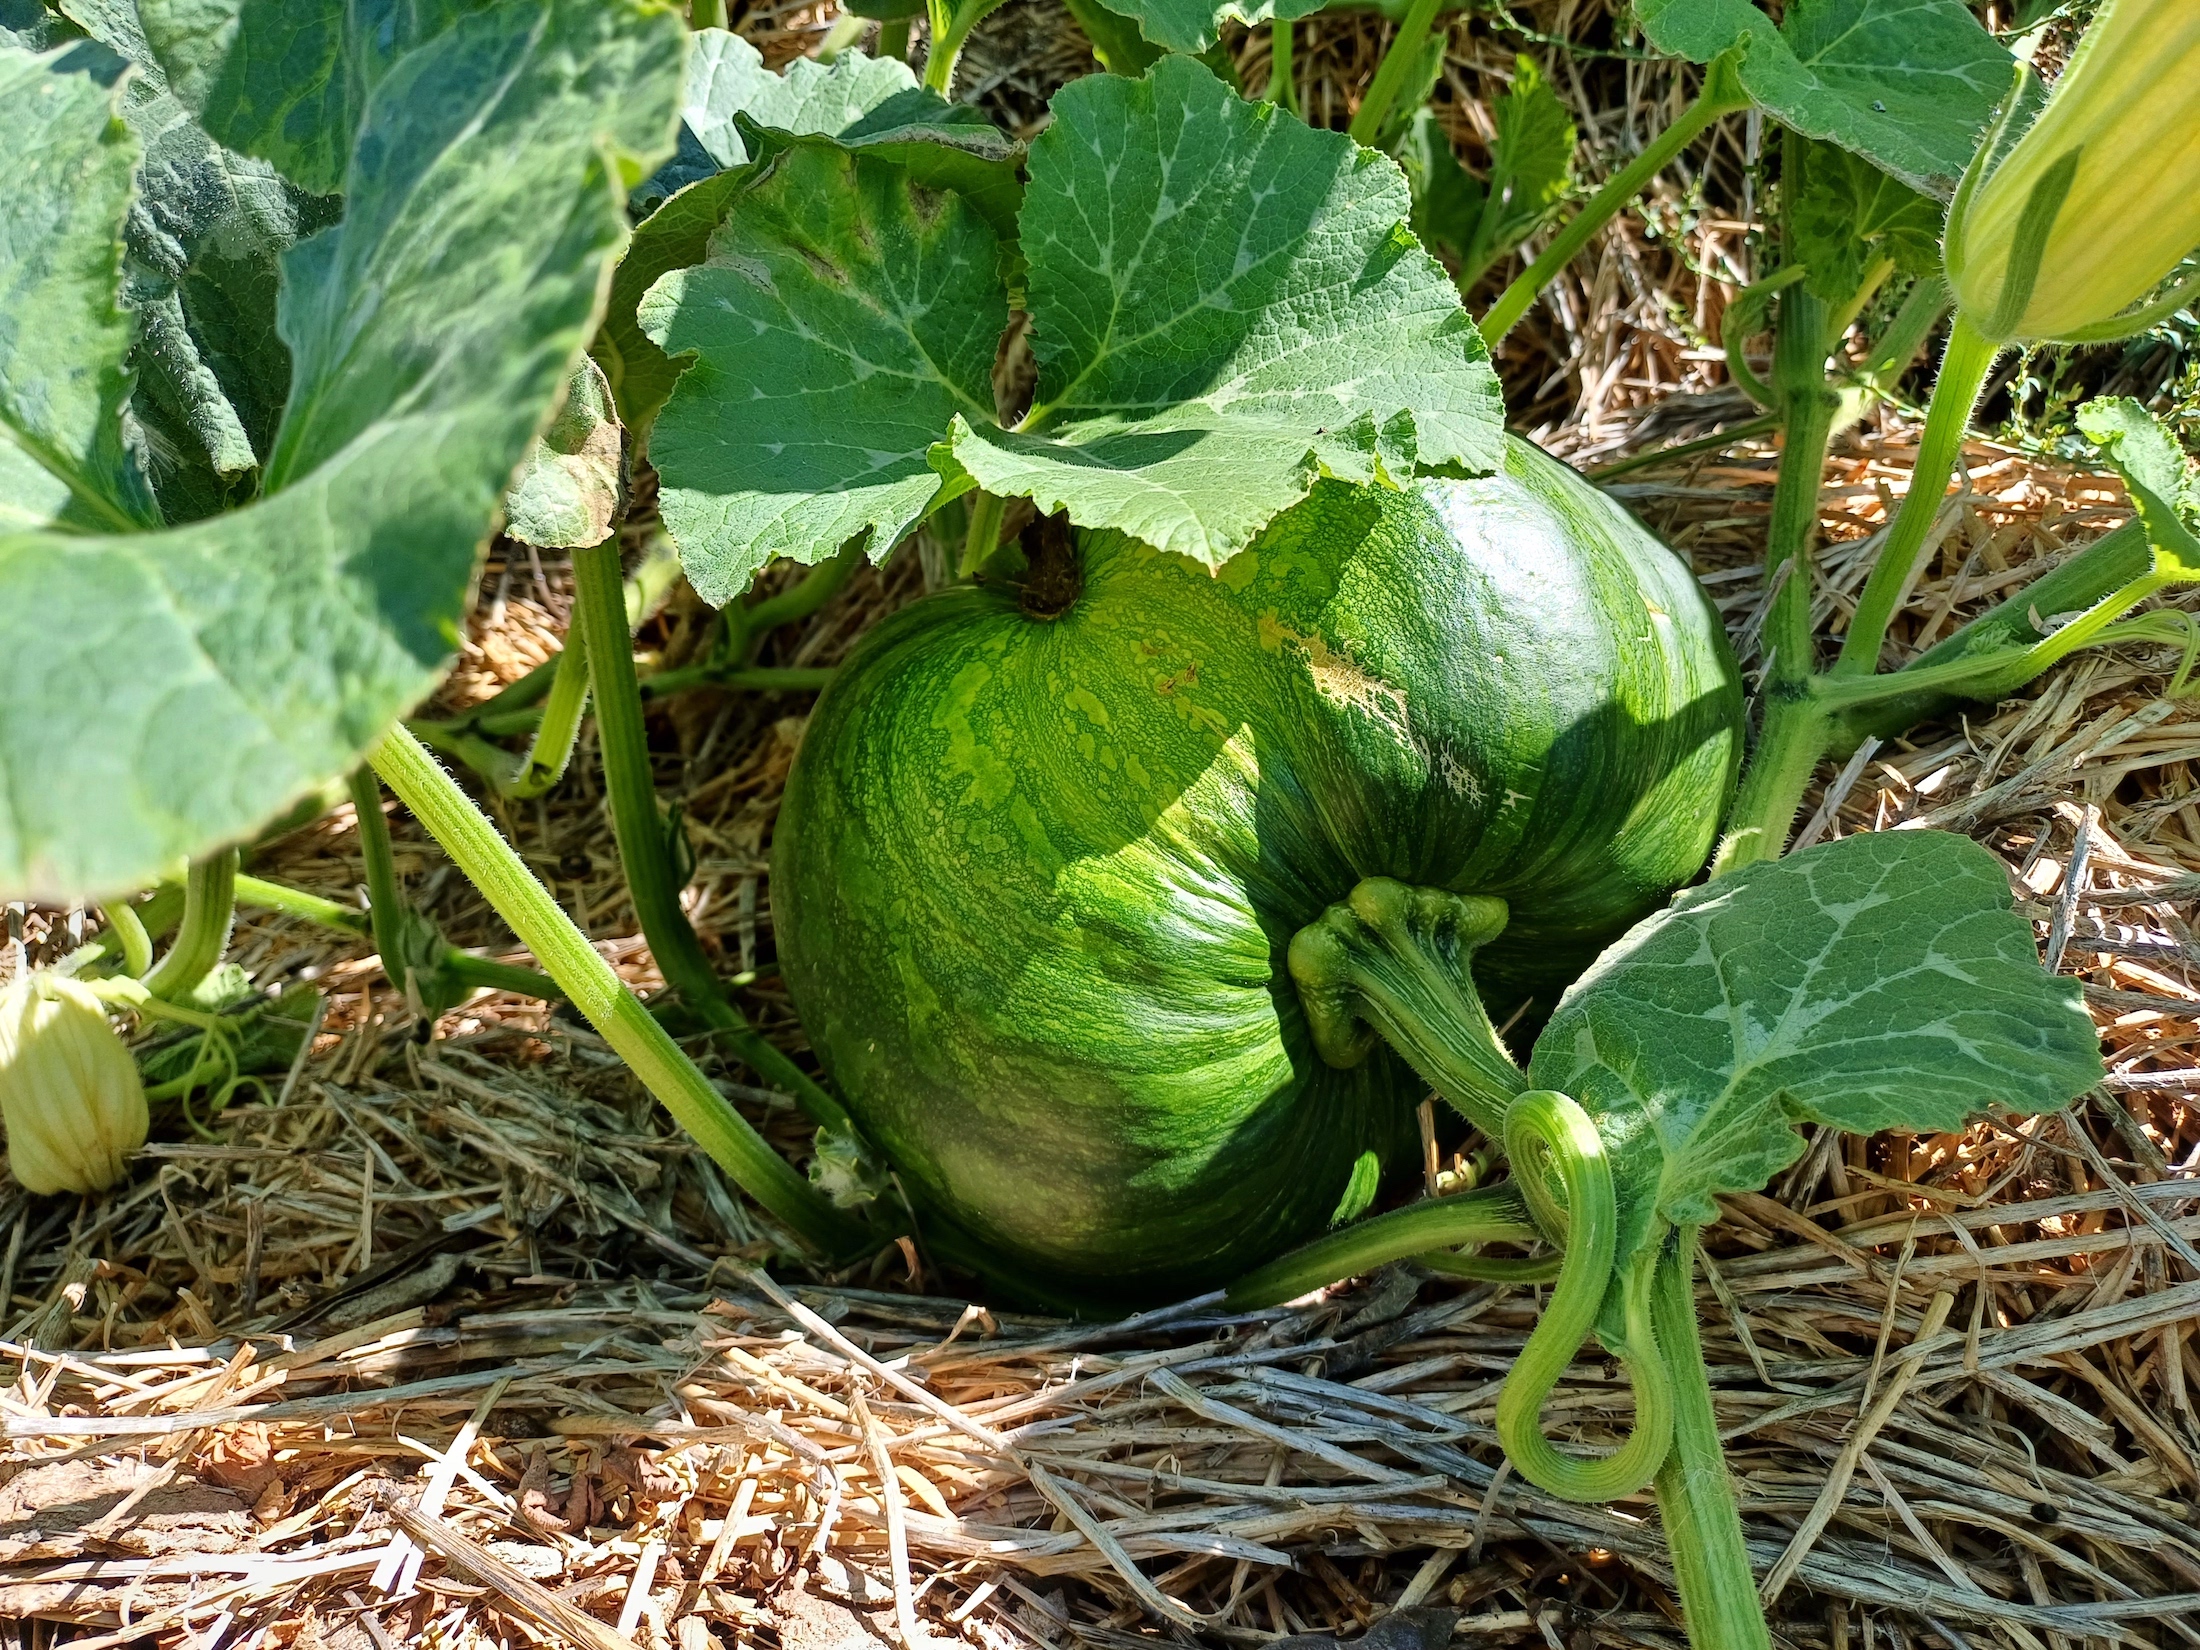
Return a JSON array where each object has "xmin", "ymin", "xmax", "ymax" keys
[{"xmin": 772, "ymin": 437, "xmax": 1743, "ymax": 1303}]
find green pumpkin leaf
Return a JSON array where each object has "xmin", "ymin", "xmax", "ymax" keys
[
  {"xmin": 0, "ymin": 0, "xmax": 683, "ymax": 899},
  {"xmin": 1528, "ymin": 830, "xmax": 2100, "ymax": 1280},
  {"xmin": 0, "ymin": 38, "xmax": 158, "ymax": 534},
  {"xmin": 2077, "ymin": 397, "xmax": 2200, "ymax": 582},
  {"xmin": 61, "ymin": 0, "xmax": 337, "ymax": 517},
  {"xmin": 504, "ymin": 357, "xmax": 623, "ymax": 550},
  {"xmin": 1095, "ymin": 0, "xmax": 1323, "ymax": 58},
  {"xmin": 941, "ymin": 57, "xmax": 1503, "ymax": 571},
  {"xmin": 641, "ymin": 142, "xmax": 1006, "ymax": 605},
  {"xmin": 1783, "ymin": 133, "xmax": 1943, "ymax": 304},
  {"xmin": 1635, "ymin": 0, "xmax": 2014, "ymax": 198},
  {"xmin": 603, "ymin": 40, "xmax": 1013, "ymax": 443},
  {"xmin": 2, "ymin": 0, "xmax": 80, "ymax": 48},
  {"xmin": 1394, "ymin": 107, "xmax": 1484, "ymax": 268},
  {"xmin": 129, "ymin": 0, "xmax": 484, "ymax": 195},
  {"xmin": 646, "ymin": 57, "xmax": 1501, "ymax": 588},
  {"xmin": 1464, "ymin": 55, "xmax": 1573, "ymax": 280}
]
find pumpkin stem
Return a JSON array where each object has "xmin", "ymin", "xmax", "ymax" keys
[
  {"xmin": 1287, "ymin": 878, "xmax": 1526, "ymax": 1138},
  {"xmin": 1017, "ymin": 512, "xmax": 1082, "ymax": 618}
]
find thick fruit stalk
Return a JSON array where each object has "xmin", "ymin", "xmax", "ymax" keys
[{"xmin": 1289, "ymin": 878, "xmax": 1526, "ymax": 1137}]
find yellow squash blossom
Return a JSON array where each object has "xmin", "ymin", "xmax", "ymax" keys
[
  {"xmin": 1946, "ymin": 0, "xmax": 2200, "ymax": 342},
  {"xmin": 0, "ymin": 972, "xmax": 147, "ymax": 1195}
]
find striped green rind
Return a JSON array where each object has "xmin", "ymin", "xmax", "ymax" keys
[{"xmin": 774, "ymin": 437, "xmax": 1743, "ymax": 1302}]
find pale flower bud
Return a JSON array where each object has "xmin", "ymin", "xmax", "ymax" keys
[
  {"xmin": 1946, "ymin": 0, "xmax": 2200, "ymax": 342},
  {"xmin": 0, "ymin": 972, "xmax": 148, "ymax": 1195}
]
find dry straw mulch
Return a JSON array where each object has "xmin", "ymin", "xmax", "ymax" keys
[{"xmin": 5, "ymin": 3, "xmax": 2200, "ymax": 1649}]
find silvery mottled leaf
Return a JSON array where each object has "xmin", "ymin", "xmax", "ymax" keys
[
  {"xmin": 1528, "ymin": 830, "xmax": 2101, "ymax": 1287},
  {"xmin": 1636, "ymin": 0, "xmax": 2014, "ymax": 197},
  {"xmin": 131, "ymin": 0, "xmax": 482, "ymax": 194},
  {"xmin": 504, "ymin": 356, "xmax": 622, "ymax": 550},
  {"xmin": 0, "ymin": 38, "xmax": 158, "ymax": 533},
  {"xmin": 0, "ymin": 0, "xmax": 682, "ymax": 898},
  {"xmin": 644, "ymin": 57, "xmax": 1503, "ymax": 593},
  {"xmin": 641, "ymin": 141, "xmax": 1005, "ymax": 604},
  {"xmin": 62, "ymin": 0, "xmax": 337, "ymax": 514},
  {"xmin": 940, "ymin": 58, "xmax": 1503, "ymax": 572},
  {"xmin": 1784, "ymin": 134, "xmax": 1942, "ymax": 304}
]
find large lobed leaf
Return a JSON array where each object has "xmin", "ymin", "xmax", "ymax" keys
[
  {"xmin": 2077, "ymin": 397, "xmax": 2200, "ymax": 583},
  {"xmin": 1528, "ymin": 830, "xmax": 2102, "ymax": 1285},
  {"xmin": 645, "ymin": 55, "xmax": 1504, "ymax": 598},
  {"xmin": 0, "ymin": 0, "xmax": 683, "ymax": 899},
  {"xmin": 599, "ymin": 34, "xmax": 1011, "ymax": 441},
  {"xmin": 1636, "ymin": 0, "xmax": 2015, "ymax": 197},
  {"xmin": 127, "ymin": 0, "xmax": 483, "ymax": 196},
  {"xmin": 62, "ymin": 0, "xmax": 337, "ymax": 520},
  {"xmin": 0, "ymin": 38, "xmax": 158, "ymax": 534}
]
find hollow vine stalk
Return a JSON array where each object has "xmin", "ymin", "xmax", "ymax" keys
[
  {"xmin": 1481, "ymin": 54, "xmax": 1748, "ymax": 349},
  {"xmin": 142, "ymin": 849, "xmax": 237, "ymax": 1004},
  {"xmin": 571, "ymin": 540, "xmax": 854, "ymax": 1134},
  {"xmin": 1494, "ymin": 1090, "xmax": 1673, "ymax": 1502},
  {"xmin": 368, "ymin": 723, "xmax": 869, "ymax": 1257},
  {"xmin": 1652, "ymin": 1229, "xmax": 1772, "ymax": 1650}
]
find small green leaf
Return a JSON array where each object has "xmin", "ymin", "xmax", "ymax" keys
[
  {"xmin": 688, "ymin": 30, "xmax": 934, "ymax": 171},
  {"xmin": 2077, "ymin": 396, "xmax": 2200, "ymax": 581},
  {"xmin": 1394, "ymin": 107, "xmax": 1484, "ymax": 267},
  {"xmin": 1058, "ymin": 0, "xmax": 1164, "ymax": 75},
  {"xmin": 1529, "ymin": 830, "xmax": 2100, "ymax": 1284},
  {"xmin": 603, "ymin": 41, "xmax": 1012, "ymax": 441},
  {"xmin": 1464, "ymin": 55, "xmax": 1573, "ymax": 279},
  {"xmin": 1783, "ymin": 134, "xmax": 1942, "ymax": 303},
  {"xmin": 504, "ymin": 357, "xmax": 623, "ymax": 550},
  {"xmin": 942, "ymin": 58, "xmax": 1503, "ymax": 572},
  {"xmin": 640, "ymin": 142, "xmax": 1006, "ymax": 604},
  {"xmin": 0, "ymin": 0, "xmax": 684, "ymax": 899},
  {"xmin": 1636, "ymin": 0, "xmax": 2015, "ymax": 197},
  {"xmin": 0, "ymin": 37, "xmax": 158, "ymax": 533},
  {"xmin": 1097, "ymin": 0, "xmax": 1324, "ymax": 58}
]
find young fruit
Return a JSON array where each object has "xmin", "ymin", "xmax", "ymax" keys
[
  {"xmin": 0, "ymin": 972, "xmax": 148, "ymax": 1196},
  {"xmin": 773, "ymin": 438, "xmax": 1743, "ymax": 1303}
]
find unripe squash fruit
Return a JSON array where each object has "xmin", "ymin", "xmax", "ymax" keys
[{"xmin": 773, "ymin": 438, "xmax": 1743, "ymax": 1303}]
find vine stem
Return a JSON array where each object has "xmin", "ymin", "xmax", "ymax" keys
[
  {"xmin": 923, "ymin": 0, "xmax": 1009, "ymax": 96},
  {"xmin": 1480, "ymin": 55, "xmax": 1746, "ymax": 349},
  {"xmin": 99, "ymin": 901, "xmax": 152, "ymax": 978},
  {"xmin": 1494, "ymin": 1092, "xmax": 1673, "ymax": 1503},
  {"xmin": 572, "ymin": 541, "xmax": 854, "ymax": 1134},
  {"xmin": 1225, "ymin": 1184, "xmax": 1541, "ymax": 1308},
  {"xmin": 506, "ymin": 625, "xmax": 590, "ymax": 799},
  {"xmin": 368, "ymin": 723, "xmax": 870, "ymax": 1257},
  {"xmin": 143, "ymin": 849, "xmax": 237, "ymax": 1003},
  {"xmin": 1652, "ymin": 1229, "xmax": 1773, "ymax": 1650},
  {"xmin": 347, "ymin": 767, "xmax": 416, "ymax": 1006},
  {"xmin": 1835, "ymin": 313, "xmax": 2004, "ymax": 677},
  {"xmin": 1266, "ymin": 18, "xmax": 1296, "ymax": 112},
  {"xmin": 1711, "ymin": 280, "xmax": 1840, "ymax": 876},
  {"xmin": 1347, "ymin": 0, "xmax": 1443, "ymax": 147},
  {"xmin": 224, "ymin": 872, "xmax": 562, "ymax": 1000}
]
